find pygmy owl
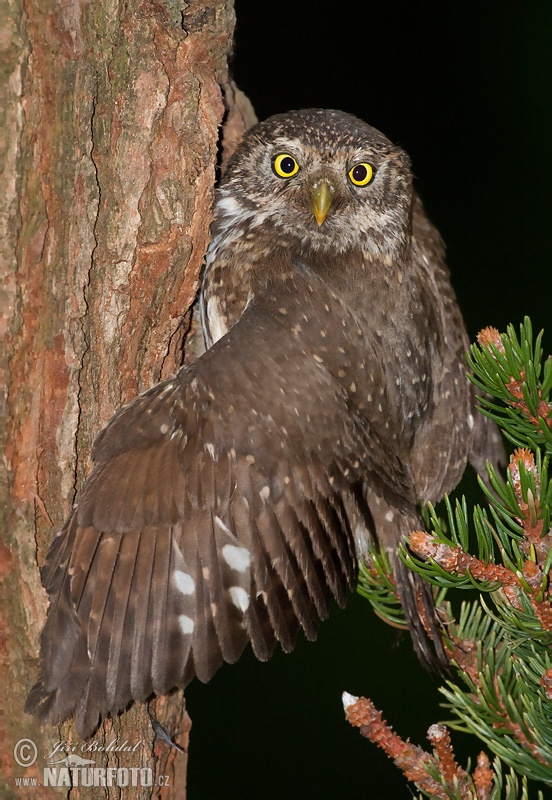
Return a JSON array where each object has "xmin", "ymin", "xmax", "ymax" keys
[{"xmin": 26, "ymin": 109, "xmax": 503, "ymax": 737}]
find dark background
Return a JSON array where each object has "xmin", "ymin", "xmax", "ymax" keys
[{"xmin": 186, "ymin": 3, "xmax": 552, "ymax": 798}]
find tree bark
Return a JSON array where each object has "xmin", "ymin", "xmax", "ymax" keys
[{"xmin": 1, "ymin": 1, "xmax": 252, "ymax": 796}]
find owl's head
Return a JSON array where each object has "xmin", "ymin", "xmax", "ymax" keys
[{"xmin": 215, "ymin": 109, "xmax": 414, "ymax": 260}]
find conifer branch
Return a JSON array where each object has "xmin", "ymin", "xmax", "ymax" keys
[{"xmin": 353, "ymin": 319, "xmax": 552, "ymax": 796}]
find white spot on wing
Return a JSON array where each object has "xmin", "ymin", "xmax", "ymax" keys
[
  {"xmin": 215, "ymin": 516, "xmax": 233, "ymax": 537},
  {"xmin": 173, "ymin": 570, "xmax": 195, "ymax": 595},
  {"xmin": 468, "ymin": 413, "xmax": 474, "ymax": 430},
  {"xmin": 222, "ymin": 544, "xmax": 251, "ymax": 572},
  {"xmin": 178, "ymin": 614, "xmax": 194, "ymax": 634},
  {"xmin": 229, "ymin": 586, "xmax": 250, "ymax": 612}
]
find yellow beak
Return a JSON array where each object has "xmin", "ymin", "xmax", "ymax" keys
[{"xmin": 311, "ymin": 181, "xmax": 334, "ymax": 226}]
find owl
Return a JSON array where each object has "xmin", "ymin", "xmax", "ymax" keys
[{"xmin": 26, "ymin": 109, "xmax": 503, "ymax": 738}]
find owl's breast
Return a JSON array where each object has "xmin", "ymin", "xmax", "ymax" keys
[
  {"xmin": 276, "ymin": 264, "xmax": 438, "ymax": 451},
  {"xmin": 308, "ymin": 261, "xmax": 437, "ymax": 437},
  {"xmin": 201, "ymin": 236, "xmax": 469, "ymax": 481}
]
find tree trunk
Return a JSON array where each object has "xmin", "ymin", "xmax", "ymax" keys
[{"xmin": 1, "ymin": 1, "xmax": 253, "ymax": 796}]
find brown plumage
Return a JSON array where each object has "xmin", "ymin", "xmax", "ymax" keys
[{"xmin": 26, "ymin": 109, "xmax": 503, "ymax": 737}]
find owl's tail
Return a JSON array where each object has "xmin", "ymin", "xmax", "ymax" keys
[
  {"xmin": 365, "ymin": 492, "xmax": 449, "ymax": 675},
  {"xmin": 388, "ymin": 548, "xmax": 448, "ymax": 676}
]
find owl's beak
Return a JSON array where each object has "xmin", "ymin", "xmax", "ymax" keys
[{"xmin": 310, "ymin": 181, "xmax": 334, "ymax": 226}]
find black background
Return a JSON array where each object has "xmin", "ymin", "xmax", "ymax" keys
[{"xmin": 186, "ymin": 3, "xmax": 552, "ymax": 798}]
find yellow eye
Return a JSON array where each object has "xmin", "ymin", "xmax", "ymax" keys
[
  {"xmin": 273, "ymin": 153, "xmax": 300, "ymax": 178},
  {"xmin": 348, "ymin": 162, "xmax": 374, "ymax": 186}
]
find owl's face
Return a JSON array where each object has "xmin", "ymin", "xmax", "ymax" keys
[{"xmin": 215, "ymin": 109, "xmax": 414, "ymax": 260}]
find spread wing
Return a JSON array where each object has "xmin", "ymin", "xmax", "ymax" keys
[{"xmin": 26, "ymin": 287, "xmax": 414, "ymax": 738}]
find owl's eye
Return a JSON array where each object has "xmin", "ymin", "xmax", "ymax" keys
[
  {"xmin": 348, "ymin": 162, "xmax": 374, "ymax": 187},
  {"xmin": 272, "ymin": 153, "xmax": 300, "ymax": 178}
]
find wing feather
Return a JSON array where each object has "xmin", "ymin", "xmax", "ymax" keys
[
  {"xmin": 105, "ymin": 541, "xmax": 137, "ymax": 706},
  {"xmin": 130, "ymin": 526, "xmax": 157, "ymax": 700},
  {"xmin": 26, "ymin": 298, "xmax": 393, "ymax": 737}
]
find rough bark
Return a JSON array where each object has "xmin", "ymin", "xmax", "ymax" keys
[{"xmin": 0, "ymin": 1, "xmax": 251, "ymax": 796}]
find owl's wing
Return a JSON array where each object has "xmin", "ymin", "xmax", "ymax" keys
[
  {"xmin": 409, "ymin": 194, "xmax": 505, "ymax": 499},
  {"xmin": 26, "ymin": 298, "xmax": 412, "ymax": 738}
]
